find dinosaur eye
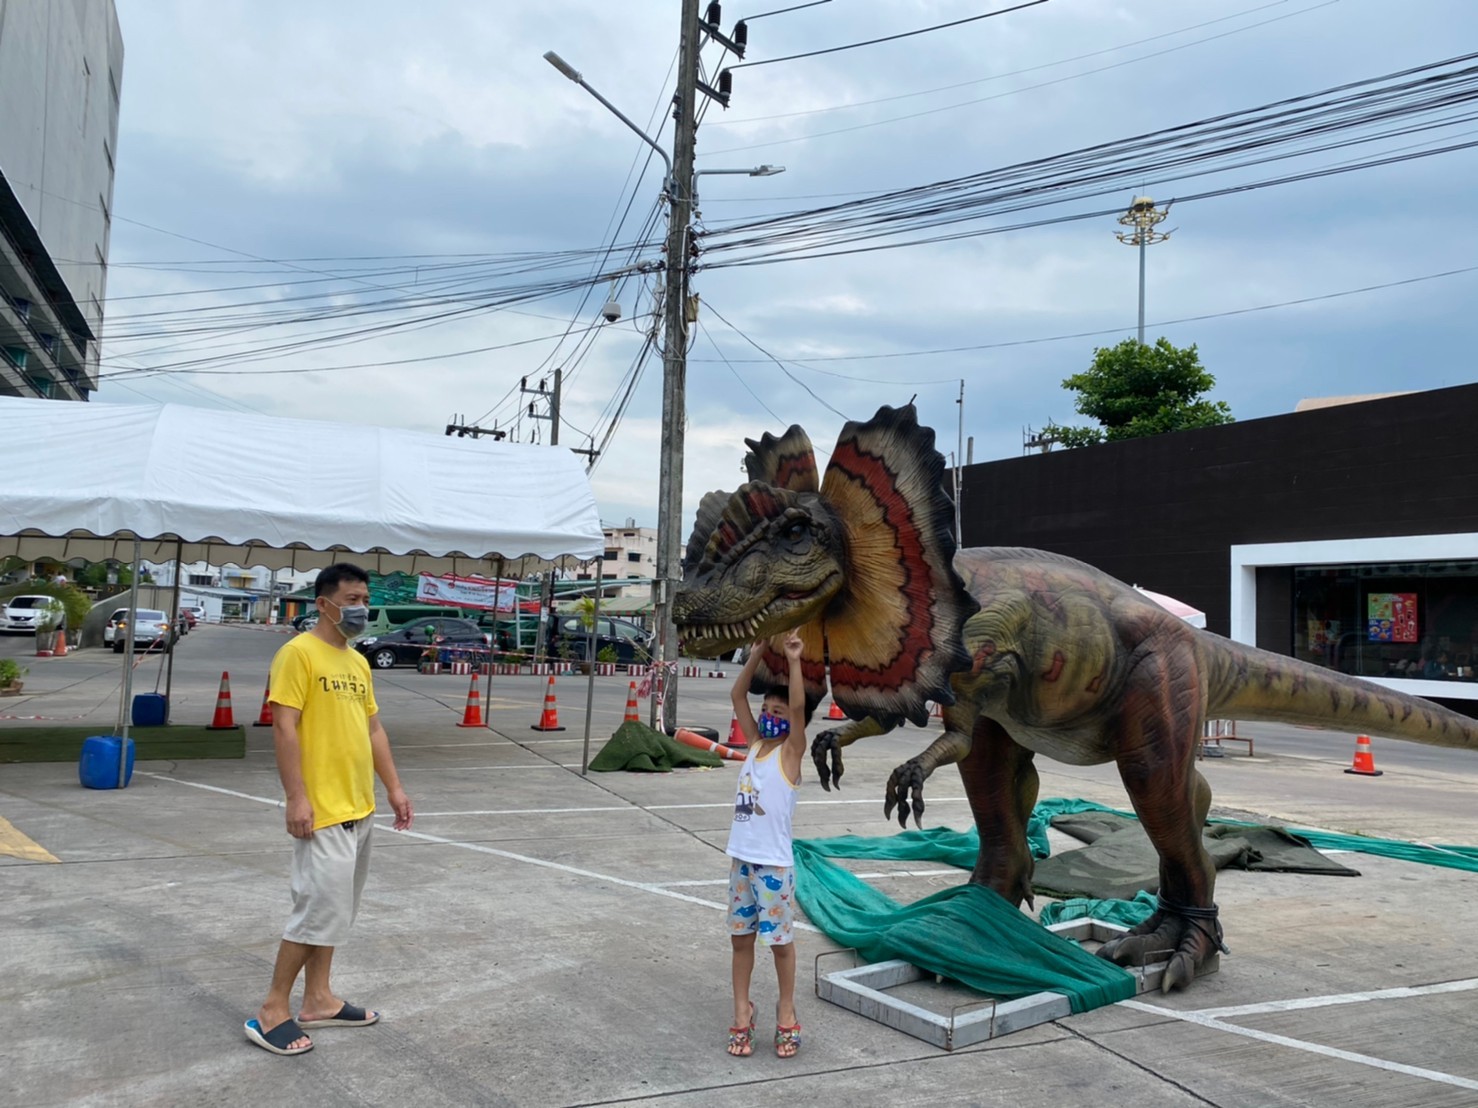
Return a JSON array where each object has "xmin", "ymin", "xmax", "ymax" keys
[{"xmin": 786, "ymin": 520, "xmax": 807, "ymax": 540}]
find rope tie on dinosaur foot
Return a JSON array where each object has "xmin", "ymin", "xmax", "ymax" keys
[{"xmin": 1157, "ymin": 893, "xmax": 1231, "ymax": 955}]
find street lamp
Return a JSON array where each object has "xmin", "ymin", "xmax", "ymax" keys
[
  {"xmin": 693, "ymin": 164, "xmax": 785, "ymax": 204},
  {"xmin": 1114, "ymin": 195, "xmax": 1171, "ymax": 345},
  {"xmin": 543, "ymin": 52, "xmax": 674, "ymax": 193}
]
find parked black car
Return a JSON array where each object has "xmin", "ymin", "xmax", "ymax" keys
[
  {"xmin": 549, "ymin": 614, "xmax": 652, "ymax": 664},
  {"xmin": 353, "ymin": 616, "xmax": 490, "ymax": 670}
]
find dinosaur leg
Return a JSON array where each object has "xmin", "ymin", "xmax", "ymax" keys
[
  {"xmin": 810, "ymin": 715, "xmax": 895, "ymax": 791},
  {"xmin": 884, "ymin": 703, "xmax": 976, "ymax": 828},
  {"xmin": 957, "ymin": 716, "xmax": 1039, "ymax": 907},
  {"xmin": 1096, "ymin": 685, "xmax": 1220, "ymax": 992}
]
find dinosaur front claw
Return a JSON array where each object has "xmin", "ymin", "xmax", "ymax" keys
[
  {"xmin": 811, "ymin": 731, "xmax": 844, "ymax": 791},
  {"xmin": 883, "ymin": 757, "xmax": 927, "ymax": 828}
]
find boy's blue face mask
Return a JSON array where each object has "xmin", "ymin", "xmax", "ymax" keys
[{"xmin": 758, "ymin": 711, "xmax": 790, "ymax": 740}]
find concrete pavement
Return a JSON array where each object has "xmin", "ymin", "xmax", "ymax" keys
[{"xmin": 2, "ymin": 626, "xmax": 1477, "ymax": 1106}]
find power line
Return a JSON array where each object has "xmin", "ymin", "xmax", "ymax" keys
[
  {"xmin": 702, "ymin": 299, "xmax": 852, "ymax": 420},
  {"xmin": 687, "ymin": 262, "xmax": 1478, "ymax": 367},
  {"xmin": 728, "ymin": 0, "xmax": 1049, "ymax": 70},
  {"xmin": 707, "ymin": 0, "xmax": 1321, "ymax": 127}
]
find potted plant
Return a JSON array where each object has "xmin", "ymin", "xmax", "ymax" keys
[
  {"xmin": 35, "ymin": 597, "xmax": 65, "ymax": 654},
  {"xmin": 596, "ymin": 645, "xmax": 619, "ymax": 668},
  {"xmin": 0, "ymin": 657, "xmax": 25, "ymax": 696}
]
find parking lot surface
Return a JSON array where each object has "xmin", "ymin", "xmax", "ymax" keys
[{"xmin": 3, "ymin": 625, "xmax": 1477, "ymax": 1106}]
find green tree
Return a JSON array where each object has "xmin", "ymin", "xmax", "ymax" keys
[{"xmin": 1048, "ymin": 338, "xmax": 1233, "ymax": 447}]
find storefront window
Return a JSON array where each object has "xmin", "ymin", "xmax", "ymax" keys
[{"xmin": 1293, "ymin": 562, "xmax": 1478, "ymax": 681}]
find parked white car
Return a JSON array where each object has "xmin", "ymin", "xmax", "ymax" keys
[{"xmin": 1, "ymin": 595, "xmax": 57, "ymax": 633}]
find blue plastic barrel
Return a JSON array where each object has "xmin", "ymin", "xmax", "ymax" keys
[
  {"xmin": 79, "ymin": 735, "xmax": 135, "ymax": 789},
  {"xmin": 132, "ymin": 693, "xmax": 168, "ymax": 727}
]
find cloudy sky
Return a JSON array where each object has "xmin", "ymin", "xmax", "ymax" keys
[{"xmin": 100, "ymin": 0, "xmax": 1478, "ymax": 531}]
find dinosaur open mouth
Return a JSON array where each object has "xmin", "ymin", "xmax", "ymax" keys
[{"xmin": 677, "ymin": 593, "xmax": 813, "ymax": 654}]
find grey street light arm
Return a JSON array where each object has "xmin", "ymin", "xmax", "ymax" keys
[{"xmin": 543, "ymin": 51, "xmax": 674, "ymax": 193}]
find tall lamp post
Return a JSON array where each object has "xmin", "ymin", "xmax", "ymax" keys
[
  {"xmin": 1114, "ymin": 196, "xmax": 1171, "ymax": 345},
  {"xmin": 543, "ymin": 31, "xmax": 784, "ymax": 732}
]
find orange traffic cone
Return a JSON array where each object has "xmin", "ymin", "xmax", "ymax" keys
[
  {"xmin": 252, "ymin": 680, "xmax": 273, "ymax": 727},
  {"xmin": 827, "ymin": 699, "xmax": 845, "ymax": 720},
  {"xmin": 531, "ymin": 674, "xmax": 565, "ymax": 732},
  {"xmin": 623, "ymin": 681, "xmax": 641, "ymax": 723},
  {"xmin": 457, "ymin": 674, "xmax": 485, "ymax": 728},
  {"xmin": 207, "ymin": 671, "xmax": 238, "ymax": 730},
  {"xmin": 725, "ymin": 710, "xmax": 747, "ymax": 748},
  {"xmin": 674, "ymin": 727, "xmax": 746, "ymax": 762},
  {"xmin": 54, "ymin": 632, "xmax": 68, "ymax": 657},
  {"xmin": 1344, "ymin": 734, "xmax": 1383, "ymax": 776}
]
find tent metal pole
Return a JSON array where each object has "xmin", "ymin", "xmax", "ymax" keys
[
  {"xmin": 580, "ymin": 558, "xmax": 602, "ymax": 775},
  {"xmin": 163, "ymin": 539, "xmax": 182, "ymax": 723},
  {"xmin": 117, "ymin": 536, "xmax": 142, "ymax": 787},
  {"xmin": 485, "ymin": 557, "xmax": 503, "ymax": 731}
]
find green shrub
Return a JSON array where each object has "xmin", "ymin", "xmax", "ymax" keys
[
  {"xmin": 0, "ymin": 657, "xmax": 25, "ymax": 685},
  {"xmin": 596, "ymin": 645, "xmax": 619, "ymax": 664}
]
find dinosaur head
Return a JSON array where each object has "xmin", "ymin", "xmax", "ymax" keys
[
  {"xmin": 674, "ymin": 482, "xmax": 845, "ymax": 657},
  {"xmin": 675, "ymin": 404, "xmax": 978, "ymax": 727}
]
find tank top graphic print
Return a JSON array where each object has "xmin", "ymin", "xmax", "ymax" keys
[{"xmin": 725, "ymin": 742, "xmax": 799, "ymax": 867}]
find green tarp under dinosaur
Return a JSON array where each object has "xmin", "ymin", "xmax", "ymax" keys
[{"xmin": 675, "ymin": 403, "xmax": 1478, "ymax": 993}]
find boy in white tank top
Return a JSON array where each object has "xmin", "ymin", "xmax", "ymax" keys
[{"xmin": 725, "ymin": 632, "xmax": 807, "ymax": 1059}]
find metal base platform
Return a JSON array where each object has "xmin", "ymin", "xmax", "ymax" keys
[{"xmin": 815, "ymin": 918, "xmax": 1219, "ymax": 1051}]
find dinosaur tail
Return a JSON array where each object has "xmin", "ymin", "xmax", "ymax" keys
[{"xmin": 1204, "ymin": 636, "xmax": 1478, "ymax": 750}]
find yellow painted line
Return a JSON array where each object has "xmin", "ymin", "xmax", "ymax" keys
[{"xmin": 0, "ymin": 816, "xmax": 59, "ymax": 863}]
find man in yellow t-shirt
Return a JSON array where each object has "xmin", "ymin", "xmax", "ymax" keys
[{"xmin": 245, "ymin": 563, "xmax": 414, "ymax": 1057}]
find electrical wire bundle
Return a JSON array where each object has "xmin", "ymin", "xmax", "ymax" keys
[{"xmin": 696, "ymin": 52, "xmax": 1478, "ymax": 268}]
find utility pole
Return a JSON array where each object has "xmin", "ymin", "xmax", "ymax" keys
[{"xmin": 652, "ymin": 0, "xmax": 702, "ymax": 732}]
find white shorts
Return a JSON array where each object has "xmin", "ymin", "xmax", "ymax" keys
[{"xmin": 283, "ymin": 817, "xmax": 374, "ymax": 947}]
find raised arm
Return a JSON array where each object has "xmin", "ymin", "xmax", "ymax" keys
[
  {"xmin": 781, "ymin": 632, "xmax": 807, "ymax": 784},
  {"xmin": 731, "ymin": 642, "xmax": 765, "ymax": 745}
]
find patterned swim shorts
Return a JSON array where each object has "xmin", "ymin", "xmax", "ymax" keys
[{"xmin": 727, "ymin": 858, "xmax": 795, "ymax": 946}]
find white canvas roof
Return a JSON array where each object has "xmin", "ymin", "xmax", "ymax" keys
[{"xmin": 0, "ymin": 397, "xmax": 603, "ymax": 572}]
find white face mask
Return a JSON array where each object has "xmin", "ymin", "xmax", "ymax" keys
[{"xmin": 323, "ymin": 599, "xmax": 369, "ymax": 637}]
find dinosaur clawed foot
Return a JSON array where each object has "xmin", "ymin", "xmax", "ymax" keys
[
  {"xmin": 1095, "ymin": 906, "xmax": 1219, "ymax": 993},
  {"xmin": 811, "ymin": 732, "xmax": 845, "ymax": 791},
  {"xmin": 883, "ymin": 757, "xmax": 927, "ymax": 828}
]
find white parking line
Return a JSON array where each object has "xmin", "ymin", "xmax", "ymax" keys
[
  {"xmin": 136, "ymin": 771, "xmax": 820, "ymax": 932},
  {"xmin": 406, "ymin": 797, "xmax": 970, "ymax": 817},
  {"xmin": 124, "ymin": 770, "xmax": 1476, "ymax": 1087},
  {"xmin": 1120, "ymin": 999, "xmax": 1478, "ymax": 1091},
  {"xmin": 1187, "ymin": 977, "xmax": 1478, "ymax": 1019},
  {"xmin": 658, "ymin": 868, "xmax": 959, "ymax": 888}
]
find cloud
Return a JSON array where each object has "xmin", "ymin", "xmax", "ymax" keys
[{"xmin": 99, "ymin": 0, "xmax": 1478, "ymax": 540}]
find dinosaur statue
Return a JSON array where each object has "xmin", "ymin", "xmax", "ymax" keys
[{"xmin": 674, "ymin": 403, "xmax": 1478, "ymax": 992}]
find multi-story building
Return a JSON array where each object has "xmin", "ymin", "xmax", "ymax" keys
[
  {"xmin": 0, "ymin": 1, "xmax": 124, "ymax": 401},
  {"xmin": 602, "ymin": 520, "xmax": 658, "ymax": 590}
]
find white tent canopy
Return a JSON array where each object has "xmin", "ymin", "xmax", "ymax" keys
[{"xmin": 0, "ymin": 397, "xmax": 603, "ymax": 571}]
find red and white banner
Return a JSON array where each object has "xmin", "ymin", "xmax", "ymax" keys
[{"xmin": 416, "ymin": 573, "xmax": 520, "ymax": 612}]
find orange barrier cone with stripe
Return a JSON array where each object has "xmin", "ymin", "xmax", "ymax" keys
[
  {"xmin": 932, "ymin": 700, "xmax": 944, "ymax": 719},
  {"xmin": 457, "ymin": 674, "xmax": 485, "ymax": 728},
  {"xmin": 531, "ymin": 674, "xmax": 565, "ymax": 731},
  {"xmin": 207, "ymin": 671, "xmax": 238, "ymax": 730},
  {"xmin": 674, "ymin": 727, "xmax": 746, "ymax": 762},
  {"xmin": 725, "ymin": 710, "xmax": 747, "ymax": 748},
  {"xmin": 54, "ymin": 632, "xmax": 68, "ymax": 657},
  {"xmin": 827, "ymin": 699, "xmax": 845, "ymax": 720},
  {"xmin": 252, "ymin": 680, "xmax": 274, "ymax": 727},
  {"xmin": 1344, "ymin": 734, "xmax": 1383, "ymax": 776},
  {"xmin": 623, "ymin": 681, "xmax": 641, "ymax": 723}
]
